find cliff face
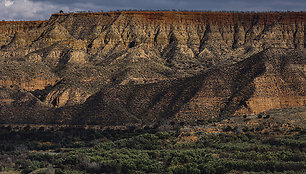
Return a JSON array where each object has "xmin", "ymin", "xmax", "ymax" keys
[{"xmin": 0, "ymin": 12, "xmax": 305, "ymax": 125}]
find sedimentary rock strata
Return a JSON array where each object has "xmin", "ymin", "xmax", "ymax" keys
[{"xmin": 0, "ymin": 11, "xmax": 305, "ymax": 125}]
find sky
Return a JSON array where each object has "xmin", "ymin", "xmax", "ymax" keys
[{"xmin": 1, "ymin": 0, "xmax": 305, "ymax": 21}]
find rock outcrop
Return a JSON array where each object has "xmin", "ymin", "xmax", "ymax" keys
[{"xmin": 0, "ymin": 11, "xmax": 305, "ymax": 125}]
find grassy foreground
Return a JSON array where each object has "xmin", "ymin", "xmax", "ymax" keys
[{"xmin": 0, "ymin": 125, "xmax": 305, "ymax": 174}]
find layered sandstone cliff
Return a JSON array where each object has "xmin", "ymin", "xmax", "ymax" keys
[{"xmin": 0, "ymin": 11, "xmax": 305, "ymax": 125}]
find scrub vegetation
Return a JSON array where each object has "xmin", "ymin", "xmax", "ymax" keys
[{"xmin": 0, "ymin": 124, "xmax": 305, "ymax": 174}]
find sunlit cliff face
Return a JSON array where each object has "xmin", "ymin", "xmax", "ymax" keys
[{"xmin": 0, "ymin": 11, "xmax": 305, "ymax": 125}]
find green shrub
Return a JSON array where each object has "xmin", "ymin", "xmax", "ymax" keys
[{"xmin": 23, "ymin": 160, "xmax": 43, "ymax": 173}]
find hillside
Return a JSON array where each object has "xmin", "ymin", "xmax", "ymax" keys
[{"xmin": 0, "ymin": 11, "xmax": 305, "ymax": 126}]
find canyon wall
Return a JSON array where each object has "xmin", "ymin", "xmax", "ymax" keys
[{"xmin": 0, "ymin": 11, "xmax": 305, "ymax": 125}]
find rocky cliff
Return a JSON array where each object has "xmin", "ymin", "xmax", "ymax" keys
[{"xmin": 0, "ymin": 11, "xmax": 305, "ymax": 125}]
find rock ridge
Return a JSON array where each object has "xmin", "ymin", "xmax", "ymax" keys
[{"xmin": 0, "ymin": 11, "xmax": 305, "ymax": 125}]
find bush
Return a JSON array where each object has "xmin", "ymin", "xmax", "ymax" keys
[
  {"xmin": 156, "ymin": 131, "xmax": 171, "ymax": 139},
  {"xmin": 223, "ymin": 126, "xmax": 232, "ymax": 132},
  {"xmin": 23, "ymin": 160, "xmax": 43, "ymax": 173},
  {"xmin": 168, "ymin": 165, "xmax": 188, "ymax": 174},
  {"xmin": 264, "ymin": 115, "xmax": 270, "ymax": 119},
  {"xmin": 256, "ymin": 125, "xmax": 265, "ymax": 131},
  {"xmin": 199, "ymin": 163, "xmax": 216, "ymax": 174}
]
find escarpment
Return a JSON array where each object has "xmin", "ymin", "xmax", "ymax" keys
[{"xmin": 0, "ymin": 11, "xmax": 305, "ymax": 125}]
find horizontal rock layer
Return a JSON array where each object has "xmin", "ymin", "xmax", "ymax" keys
[{"xmin": 0, "ymin": 11, "xmax": 305, "ymax": 125}]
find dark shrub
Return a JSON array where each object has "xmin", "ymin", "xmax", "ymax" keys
[
  {"xmin": 257, "ymin": 114, "xmax": 262, "ymax": 118},
  {"xmin": 223, "ymin": 126, "xmax": 232, "ymax": 132},
  {"xmin": 264, "ymin": 115, "xmax": 270, "ymax": 119}
]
